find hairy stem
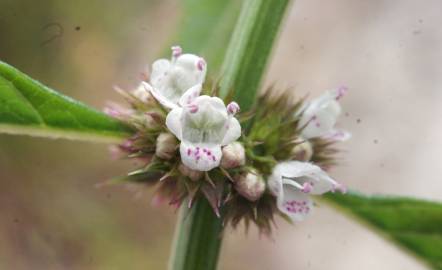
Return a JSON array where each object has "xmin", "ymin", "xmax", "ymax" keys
[
  {"xmin": 169, "ymin": 199, "xmax": 223, "ymax": 270},
  {"xmin": 220, "ymin": 0, "xmax": 292, "ymax": 109}
]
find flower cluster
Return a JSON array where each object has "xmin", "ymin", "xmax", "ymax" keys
[{"xmin": 106, "ymin": 46, "xmax": 350, "ymax": 233}]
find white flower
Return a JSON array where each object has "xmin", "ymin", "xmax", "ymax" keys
[
  {"xmin": 166, "ymin": 95, "xmax": 241, "ymax": 171},
  {"xmin": 142, "ymin": 45, "xmax": 207, "ymax": 109},
  {"xmin": 268, "ymin": 161, "xmax": 344, "ymax": 221},
  {"xmin": 298, "ymin": 86, "xmax": 350, "ymax": 141}
]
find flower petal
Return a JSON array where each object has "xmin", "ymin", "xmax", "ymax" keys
[
  {"xmin": 150, "ymin": 59, "xmax": 171, "ymax": 85},
  {"xmin": 166, "ymin": 108, "xmax": 183, "ymax": 140},
  {"xmin": 180, "ymin": 141, "xmax": 221, "ymax": 171},
  {"xmin": 300, "ymin": 107, "xmax": 337, "ymax": 139},
  {"xmin": 273, "ymin": 161, "xmax": 337, "ymax": 195},
  {"xmin": 323, "ymin": 129, "xmax": 352, "ymax": 142},
  {"xmin": 174, "ymin": 54, "xmax": 207, "ymax": 85},
  {"xmin": 221, "ymin": 117, "xmax": 241, "ymax": 145},
  {"xmin": 299, "ymin": 90, "xmax": 342, "ymax": 139},
  {"xmin": 178, "ymin": 84, "xmax": 202, "ymax": 107},
  {"xmin": 181, "ymin": 96, "xmax": 229, "ymax": 144},
  {"xmin": 277, "ymin": 187, "xmax": 313, "ymax": 222},
  {"xmin": 142, "ymin": 82, "xmax": 178, "ymax": 110}
]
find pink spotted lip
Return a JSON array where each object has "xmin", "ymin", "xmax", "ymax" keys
[
  {"xmin": 284, "ymin": 200, "xmax": 310, "ymax": 214},
  {"xmin": 186, "ymin": 146, "xmax": 217, "ymax": 163}
]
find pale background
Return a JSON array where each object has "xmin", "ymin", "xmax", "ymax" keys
[{"xmin": 0, "ymin": 0, "xmax": 441, "ymax": 269}]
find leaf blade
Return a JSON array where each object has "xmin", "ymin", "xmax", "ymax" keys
[
  {"xmin": 324, "ymin": 192, "xmax": 442, "ymax": 270},
  {"xmin": 0, "ymin": 61, "xmax": 133, "ymax": 142}
]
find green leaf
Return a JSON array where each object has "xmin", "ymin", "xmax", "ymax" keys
[
  {"xmin": 324, "ymin": 192, "xmax": 442, "ymax": 270},
  {"xmin": 0, "ymin": 61, "xmax": 133, "ymax": 142},
  {"xmin": 220, "ymin": 0, "xmax": 291, "ymax": 110}
]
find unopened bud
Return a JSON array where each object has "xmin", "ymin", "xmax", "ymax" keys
[
  {"xmin": 291, "ymin": 140, "xmax": 313, "ymax": 161},
  {"xmin": 155, "ymin": 133, "xmax": 178, "ymax": 160},
  {"xmin": 132, "ymin": 83, "xmax": 154, "ymax": 104},
  {"xmin": 234, "ymin": 169, "xmax": 265, "ymax": 202},
  {"xmin": 227, "ymin": 102, "xmax": 240, "ymax": 115},
  {"xmin": 144, "ymin": 112, "xmax": 163, "ymax": 129},
  {"xmin": 221, "ymin": 142, "xmax": 245, "ymax": 169},
  {"xmin": 178, "ymin": 163, "xmax": 203, "ymax": 181}
]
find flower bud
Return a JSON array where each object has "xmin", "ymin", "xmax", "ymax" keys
[
  {"xmin": 155, "ymin": 133, "xmax": 178, "ymax": 160},
  {"xmin": 132, "ymin": 83, "xmax": 154, "ymax": 104},
  {"xmin": 227, "ymin": 101, "xmax": 240, "ymax": 115},
  {"xmin": 291, "ymin": 140, "xmax": 313, "ymax": 161},
  {"xmin": 221, "ymin": 142, "xmax": 246, "ymax": 169},
  {"xmin": 178, "ymin": 163, "xmax": 203, "ymax": 181},
  {"xmin": 234, "ymin": 169, "xmax": 266, "ymax": 202}
]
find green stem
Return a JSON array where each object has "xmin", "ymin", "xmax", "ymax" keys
[
  {"xmin": 169, "ymin": 0, "xmax": 292, "ymax": 269},
  {"xmin": 220, "ymin": 0, "xmax": 292, "ymax": 109},
  {"xmin": 169, "ymin": 199, "xmax": 223, "ymax": 270}
]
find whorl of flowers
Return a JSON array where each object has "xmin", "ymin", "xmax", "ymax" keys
[{"xmin": 106, "ymin": 46, "xmax": 350, "ymax": 233}]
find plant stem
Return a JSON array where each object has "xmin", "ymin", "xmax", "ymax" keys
[
  {"xmin": 220, "ymin": 0, "xmax": 292, "ymax": 109},
  {"xmin": 169, "ymin": 0, "xmax": 292, "ymax": 269},
  {"xmin": 169, "ymin": 199, "xmax": 223, "ymax": 270}
]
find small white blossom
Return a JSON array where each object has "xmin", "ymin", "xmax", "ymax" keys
[
  {"xmin": 268, "ymin": 161, "xmax": 344, "ymax": 221},
  {"xmin": 298, "ymin": 87, "xmax": 350, "ymax": 141},
  {"xmin": 142, "ymin": 45, "xmax": 207, "ymax": 109},
  {"xmin": 166, "ymin": 95, "xmax": 241, "ymax": 171}
]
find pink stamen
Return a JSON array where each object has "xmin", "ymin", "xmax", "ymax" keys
[
  {"xmin": 336, "ymin": 86, "xmax": 348, "ymax": 100},
  {"xmin": 302, "ymin": 182, "xmax": 313, "ymax": 193},
  {"xmin": 227, "ymin": 101, "xmax": 240, "ymax": 115},
  {"xmin": 188, "ymin": 104, "xmax": 199, "ymax": 113},
  {"xmin": 171, "ymin": 45, "xmax": 182, "ymax": 58},
  {"xmin": 197, "ymin": 58, "xmax": 206, "ymax": 71}
]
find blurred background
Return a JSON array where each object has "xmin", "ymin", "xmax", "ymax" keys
[{"xmin": 0, "ymin": 0, "xmax": 441, "ymax": 269}]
